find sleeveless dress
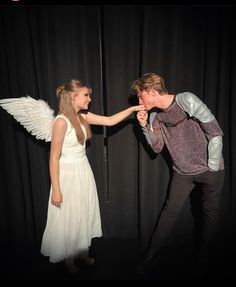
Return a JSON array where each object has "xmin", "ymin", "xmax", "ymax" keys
[{"xmin": 41, "ymin": 114, "xmax": 102, "ymax": 263}]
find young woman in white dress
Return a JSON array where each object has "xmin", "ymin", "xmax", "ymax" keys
[{"xmin": 40, "ymin": 79, "xmax": 145, "ymax": 273}]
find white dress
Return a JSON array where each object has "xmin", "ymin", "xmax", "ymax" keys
[{"xmin": 41, "ymin": 114, "xmax": 102, "ymax": 263}]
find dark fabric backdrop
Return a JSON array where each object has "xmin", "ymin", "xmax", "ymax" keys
[{"xmin": 0, "ymin": 5, "xmax": 235, "ymax": 263}]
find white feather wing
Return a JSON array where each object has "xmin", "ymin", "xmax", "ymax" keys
[{"xmin": 0, "ymin": 96, "xmax": 55, "ymax": 142}]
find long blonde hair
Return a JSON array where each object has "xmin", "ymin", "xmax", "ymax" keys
[{"xmin": 56, "ymin": 79, "xmax": 91, "ymax": 145}]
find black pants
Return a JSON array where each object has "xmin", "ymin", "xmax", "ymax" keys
[{"xmin": 148, "ymin": 169, "xmax": 225, "ymax": 262}]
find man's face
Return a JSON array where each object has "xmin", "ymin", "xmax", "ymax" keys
[{"xmin": 137, "ymin": 89, "xmax": 155, "ymax": 111}]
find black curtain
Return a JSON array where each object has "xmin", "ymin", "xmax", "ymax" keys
[{"xmin": 0, "ymin": 5, "xmax": 235, "ymax": 264}]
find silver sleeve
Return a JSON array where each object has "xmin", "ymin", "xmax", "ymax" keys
[{"xmin": 208, "ymin": 135, "xmax": 223, "ymax": 171}]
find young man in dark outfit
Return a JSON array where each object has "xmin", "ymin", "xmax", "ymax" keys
[{"xmin": 132, "ymin": 73, "xmax": 225, "ymax": 277}]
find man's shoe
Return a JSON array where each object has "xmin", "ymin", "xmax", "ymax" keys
[{"xmin": 136, "ymin": 249, "xmax": 160, "ymax": 275}]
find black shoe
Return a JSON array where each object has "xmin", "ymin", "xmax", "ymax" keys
[{"xmin": 136, "ymin": 250, "xmax": 160, "ymax": 275}]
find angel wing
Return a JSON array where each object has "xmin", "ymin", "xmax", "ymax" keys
[{"xmin": 0, "ymin": 96, "xmax": 55, "ymax": 142}]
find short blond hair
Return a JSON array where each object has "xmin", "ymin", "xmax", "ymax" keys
[{"xmin": 131, "ymin": 73, "xmax": 168, "ymax": 95}]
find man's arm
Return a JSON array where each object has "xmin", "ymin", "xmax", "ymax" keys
[
  {"xmin": 137, "ymin": 111, "xmax": 164, "ymax": 153},
  {"xmin": 176, "ymin": 92, "xmax": 223, "ymax": 171},
  {"xmin": 140, "ymin": 112, "xmax": 156, "ymax": 146}
]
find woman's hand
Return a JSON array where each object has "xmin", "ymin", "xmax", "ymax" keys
[
  {"xmin": 51, "ymin": 191, "xmax": 63, "ymax": 208},
  {"xmin": 131, "ymin": 104, "xmax": 145, "ymax": 112},
  {"xmin": 137, "ymin": 110, "xmax": 148, "ymax": 127}
]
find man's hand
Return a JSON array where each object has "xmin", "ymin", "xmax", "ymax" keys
[{"xmin": 137, "ymin": 110, "xmax": 148, "ymax": 127}]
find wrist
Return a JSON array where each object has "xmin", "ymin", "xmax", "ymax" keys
[
  {"xmin": 140, "ymin": 122, "xmax": 148, "ymax": 128},
  {"xmin": 52, "ymin": 189, "xmax": 60, "ymax": 194}
]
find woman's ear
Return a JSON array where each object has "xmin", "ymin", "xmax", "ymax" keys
[{"xmin": 70, "ymin": 92, "xmax": 76, "ymax": 102}]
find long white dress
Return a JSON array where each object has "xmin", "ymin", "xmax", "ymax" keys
[{"xmin": 41, "ymin": 114, "xmax": 102, "ymax": 263}]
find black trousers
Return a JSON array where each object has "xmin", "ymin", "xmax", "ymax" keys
[{"xmin": 148, "ymin": 169, "xmax": 225, "ymax": 262}]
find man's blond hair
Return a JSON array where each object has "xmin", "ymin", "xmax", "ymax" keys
[{"xmin": 131, "ymin": 73, "xmax": 168, "ymax": 95}]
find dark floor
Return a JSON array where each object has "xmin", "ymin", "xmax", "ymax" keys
[{"xmin": 0, "ymin": 237, "xmax": 234, "ymax": 280}]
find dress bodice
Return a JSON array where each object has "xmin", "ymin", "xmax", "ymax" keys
[{"xmin": 55, "ymin": 115, "xmax": 86, "ymax": 161}]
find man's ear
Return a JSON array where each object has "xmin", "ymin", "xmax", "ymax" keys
[{"xmin": 151, "ymin": 88, "xmax": 157, "ymax": 97}]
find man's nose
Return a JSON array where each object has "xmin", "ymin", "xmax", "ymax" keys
[{"xmin": 139, "ymin": 98, "xmax": 143, "ymax": 105}]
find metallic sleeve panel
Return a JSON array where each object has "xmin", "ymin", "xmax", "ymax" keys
[
  {"xmin": 208, "ymin": 135, "xmax": 223, "ymax": 171},
  {"xmin": 176, "ymin": 92, "xmax": 215, "ymax": 123}
]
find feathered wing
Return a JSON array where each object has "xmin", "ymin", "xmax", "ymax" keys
[{"xmin": 0, "ymin": 96, "xmax": 55, "ymax": 142}]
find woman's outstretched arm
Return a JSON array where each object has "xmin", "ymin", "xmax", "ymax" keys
[{"xmin": 85, "ymin": 105, "xmax": 145, "ymax": 126}]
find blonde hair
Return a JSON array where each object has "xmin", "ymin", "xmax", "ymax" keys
[
  {"xmin": 131, "ymin": 73, "xmax": 168, "ymax": 95},
  {"xmin": 56, "ymin": 79, "xmax": 91, "ymax": 145}
]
